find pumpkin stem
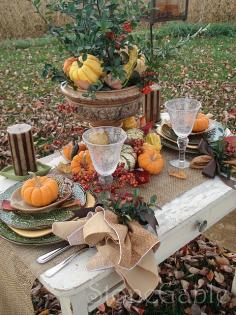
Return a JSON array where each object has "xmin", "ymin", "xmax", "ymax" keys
[{"xmin": 28, "ymin": 171, "xmax": 42, "ymax": 187}]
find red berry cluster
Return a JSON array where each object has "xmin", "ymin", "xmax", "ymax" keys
[
  {"xmin": 130, "ymin": 139, "xmax": 144, "ymax": 155},
  {"xmin": 225, "ymin": 142, "xmax": 235, "ymax": 157},
  {"xmin": 73, "ymin": 171, "xmax": 98, "ymax": 191},
  {"xmin": 122, "ymin": 22, "xmax": 132, "ymax": 33},
  {"xmin": 57, "ymin": 103, "xmax": 77, "ymax": 113}
]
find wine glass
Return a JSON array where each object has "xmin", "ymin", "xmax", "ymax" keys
[
  {"xmin": 82, "ymin": 126, "xmax": 127, "ymax": 189},
  {"xmin": 165, "ymin": 98, "xmax": 201, "ymax": 168}
]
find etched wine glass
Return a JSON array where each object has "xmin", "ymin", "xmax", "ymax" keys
[
  {"xmin": 165, "ymin": 98, "xmax": 201, "ymax": 168},
  {"xmin": 82, "ymin": 126, "xmax": 127, "ymax": 188}
]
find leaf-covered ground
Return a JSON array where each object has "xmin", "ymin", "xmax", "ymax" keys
[
  {"xmin": 31, "ymin": 236, "xmax": 236, "ymax": 315},
  {"xmin": 0, "ymin": 34, "xmax": 236, "ymax": 169}
]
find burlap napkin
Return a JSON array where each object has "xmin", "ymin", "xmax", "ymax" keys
[{"xmin": 53, "ymin": 206, "xmax": 160, "ymax": 299}]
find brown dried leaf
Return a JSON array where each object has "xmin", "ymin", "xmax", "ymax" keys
[
  {"xmin": 188, "ymin": 266, "xmax": 201, "ymax": 275},
  {"xmin": 174, "ymin": 270, "xmax": 185, "ymax": 279},
  {"xmin": 106, "ymin": 297, "xmax": 117, "ymax": 309},
  {"xmin": 184, "ymin": 307, "xmax": 192, "ymax": 314},
  {"xmin": 98, "ymin": 304, "xmax": 106, "ymax": 312},
  {"xmin": 206, "ymin": 270, "xmax": 214, "ymax": 282},
  {"xmin": 220, "ymin": 265, "xmax": 233, "ymax": 273},
  {"xmin": 168, "ymin": 170, "xmax": 187, "ymax": 180},
  {"xmin": 229, "ymin": 297, "xmax": 236, "ymax": 308},
  {"xmin": 214, "ymin": 271, "xmax": 224, "ymax": 284},
  {"xmin": 198, "ymin": 278, "xmax": 205, "ymax": 288},
  {"xmin": 215, "ymin": 256, "xmax": 230, "ymax": 266},
  {"xmin": 219, "ymin": 292, "xmax": 231, "ymax": 305},
  {"xmin": 38, "ymin": 311, "xmax": 49, "ymax": 315},
  {"xmin": 181, "ymin": 280, "xmax": 190, "ymax": 290},
  {"xmin": 190, "ymin": 155, "xmax": 212, "ymax": 169}
]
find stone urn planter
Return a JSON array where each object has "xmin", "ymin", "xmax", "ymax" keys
[{"xmin": 61, "ymin": 82, "xmax": 144, "ymax": 127}]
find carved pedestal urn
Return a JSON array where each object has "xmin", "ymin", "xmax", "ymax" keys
[{"xmin": 61, "ymin": 82, "xmax": 143, "ymax": 127}]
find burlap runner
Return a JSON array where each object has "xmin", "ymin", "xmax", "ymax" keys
[{"xmin": 0, "ymin": 149, "xmax": 207, "ymax": 315}]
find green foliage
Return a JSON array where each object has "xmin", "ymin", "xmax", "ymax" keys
[
  {"xmin": 31, "ymin": 0, "xmax": 146, "ymax": 82},
  {"xmin": 100, "ymin": 189, "xmax": 159, "ymax": 228}
]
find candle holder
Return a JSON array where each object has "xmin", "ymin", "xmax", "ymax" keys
[
  {"xmin": 7, "ymin": 124, "xmax": 37, "ymax": 176},
  {"xmin": 143, "ymin": 84, "xmax": 161, "ymax": 124}
]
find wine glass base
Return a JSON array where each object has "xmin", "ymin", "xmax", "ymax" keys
[{"xmin": 169, "ymin": 159, "xmax": 190, "ymax": 169}]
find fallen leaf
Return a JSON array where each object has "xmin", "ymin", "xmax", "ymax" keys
[
  {"xmin": 174, "ymin": 270, "xmax": 185, "ymax": 279},
  {"xmin": 181, "ymin": 280, "xmax": 190, "ymax": 290},
  {"xmin": 98, "ymin": 304, "xmax": 106, "ymax": 312},
  {"xmin": 219, "ymin": 292, "xmax": 231, "ymax": 305},
  {"xmin": 188, "ymin": 266, "xmax": 201, "ymax": 275},
  {"xmin": 38, "ymin": 311, "xmax": 49, "ymax": 315},
  {"xmin": 215, "ymin": 256, "xmax": 230, "ymax": 266},
  {"xmin": 198, "ymin": 278, "xmax": 205, "ymax": 288},
  {"xmin": 229, "ymin": 297, "xmax": 236, "ymax": 308},
  {"xmin": 169, "ymin": 170, "xmax": 187, "ymax": 179},
  {"xmin": 214, "ymin": 271, "xmax": 224, "ymax": 284},
  {"xmin": 106, "ymin": 297, "xmax": 117, "ymax": 309},
  {"xmin": 207, "ymin": 270, "xmax": 214, "ymax": 282}
]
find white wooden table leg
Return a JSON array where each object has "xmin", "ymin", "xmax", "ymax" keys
[
  {"xmin": 232, "ymin": 269, "xmax": 236, "ymax": 296},
  {"xmin": 58, "ymin": 292, "xmax": 89, "ymax": 315}
]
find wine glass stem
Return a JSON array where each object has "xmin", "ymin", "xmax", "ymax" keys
[{"xmin": 177, "ymin": 137, "xmax": 188, "ymax": 168}]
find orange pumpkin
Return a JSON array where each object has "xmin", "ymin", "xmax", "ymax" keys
[
  {"xmin": 21, "ymin": 176, "xmax": 59, "ymax": 207},
  {"xmin": 63, "ymin": 57, "xmax": 77, "ymax": 76},
  {"xmin": 138, "ymin": 149, "xmax": 164, "ymax": 174},
  {"xmin": 192, "ymin": 113, "xmax": 209, "ymax": 132},
  {"xmin": 71, "ymin": 150, "xmax": 95, "ymax": 175},
  {"xmin": 63, "ymin": 141, "xmax": 87, "ymax": 161}
]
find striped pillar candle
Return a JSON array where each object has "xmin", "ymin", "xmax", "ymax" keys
[
  {"xmin": 143, "ymin": 84, "xmax": 161, "ymax": 123},
  {"xmin": 7, "ymin": 124, "xmax": 37, "ymax": 176}
]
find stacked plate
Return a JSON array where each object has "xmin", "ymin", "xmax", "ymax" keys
[
  {"xmin": 0, "ymin": 175, "xmax": 96, "ymax": 246},
  {"xmin": 157, "ymin": 120, "xmax": 223, "ymax": 154}
]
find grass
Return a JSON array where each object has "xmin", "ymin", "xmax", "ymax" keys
[{"xmin": 0, "ymin": 23, "xmax": 236, "ymax": 168}]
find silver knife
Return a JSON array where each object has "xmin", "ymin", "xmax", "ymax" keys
[
  {"xmin": 37, "ymin": 243, "xmax": 72, "ymax": 264},
  {"xmin": 44, "ymin": 247, "xmax": 88, "ymax": 278}
]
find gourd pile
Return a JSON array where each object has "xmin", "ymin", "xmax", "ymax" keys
[
  {"xmin": 61, "ymin": 121, "xmax": 164, "ymax": 193},
  {"xmin": 63, "ymin": 46, "xmax": 146, "ymax": 90}
]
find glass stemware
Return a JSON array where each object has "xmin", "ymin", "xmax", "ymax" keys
[
  {"xmin": 165, "ymin": 98, "xmax": 201, "ymax": 168},
  {"xmin": 82, "ymin": 126, "xmax": 127, "ymax": 190}
]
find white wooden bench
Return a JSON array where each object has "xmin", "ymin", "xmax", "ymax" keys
[{"xmin": 36, "ymin": 153, "xmax": 236, "ymax": 315}]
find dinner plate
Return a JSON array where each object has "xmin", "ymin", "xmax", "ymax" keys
[
  {"xmin": 10, "ymin": 188, "xmax": 72, "ymax": 214},
  {"xmin": 157, "ymin": 126, "xmax": 199, "ymax": 150},
  {"xmin": 8, "ymin": 226, "xmax": 52, "ymax": 238},
  {"xmin": 161, "ymin": 124, "xmax": 201, "ymax": 146},
  {"xmin": 161, "ymin": 138, "xmax": 199, "ymax": 155},
  {"xmin": 0, "ymin": 182, "xmax": 87, "ymax": 230},
  {"xmin": 0, "ymin": 161, "xmax": 51, "ymax": 181},
  {"xmin": 0, "ymin": 219, "xmax": 62, "ymax": 246}
]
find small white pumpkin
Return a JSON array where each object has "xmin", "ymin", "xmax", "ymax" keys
[
  {"xmin": 126, "ymin": 128, "xmax": 144, "ymax": 142},
  {"xmin": 119, "ymin": 144, "xmax": 137, "ymax": 171}
]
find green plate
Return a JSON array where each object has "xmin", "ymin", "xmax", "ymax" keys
[
  {"xmin": 0, "ymin": 161, "xmax": 51, "ymax": 181},
  {"xmin": 161, "ymin": 124, "xmax": 201, "ymax": 145},
  {"xmin": 0, "ymin": 220, "xmax": 62, "ymax": 246},
  {"xmin": 0, "ymin": 181, "xmax": 86, "ymax": 230},
  {"xmin": 161, "ymin": 138, "xmax": 199, "ymax": 155}
]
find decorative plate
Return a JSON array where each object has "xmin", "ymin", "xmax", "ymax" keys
[
  {"xmin": 0, "ymin": 161, "xmax": 51, "ymax": 181},
  {"xmin": 161, "ymin": 124, "xmax": 201, "ymax": 146},
  {"xmin": 8, "ymin": 226, "xmax": 52, "ymax": 238},
  {"xmin": 0, "ymin": 181, "xmax": 86, "ymax": 230},
  {"xmin": 9, "ymin": 175, "xmax": 76, "ymax": 214},
  {"xmin": 0, "ymin": 220, "xmax": 62, "ymax": 246},
  {"xmin": 0, "ymin": 207, "xmax": 75, "ymax": 230},
  {"xmin": 161, "ymin": 138, "xmax": 199, "ymax": 155},
  {"xmin": 10, "ymin": 188, "xmax": 72, "ymax": 214},
  {"xmin": 157, "ymin": 126, "xmax": 199, "ymax": 150}
]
